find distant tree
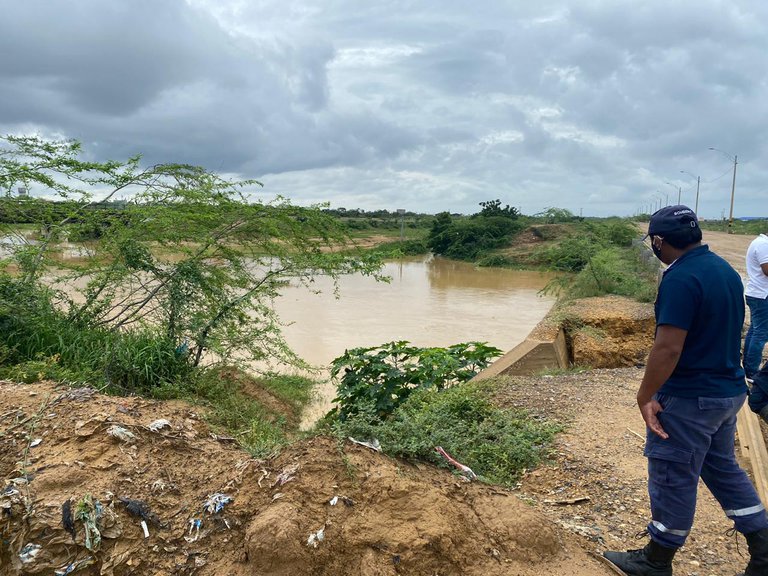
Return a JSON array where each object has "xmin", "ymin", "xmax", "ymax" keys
[
  {"xmin": 426, "ymin": 212, "xmax": 454, "ymax": 254},
  {"xmin": 535, "ymin": 207, "xmax": 577, "ymax": 223},
  {"xmin": 478, "ymin": 199, "xmax": 519, "ymax": 219},
  {"xmin": 427, "ymin": 210, "xmax": 523, "ymax": 260}
]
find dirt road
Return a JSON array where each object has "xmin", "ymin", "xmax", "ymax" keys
[
  {"xmin": 635, "ymin": 223, "xmax": 753, "ymax": 276},
  {"xmin": 510, "ymin": 227, "xmax": 762, "ymax": 576},
  {"xmin": 701, "ymin": 228, "xmax": 753, "ymax": 276}
]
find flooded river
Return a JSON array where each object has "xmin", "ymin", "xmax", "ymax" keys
[
  {"xmin": 270, "ymin": 255, "xmax": 558, "ymax": 425},
  {"xmin": 0, "ymin": 232, "xmax": 558, "ymax": 424}
]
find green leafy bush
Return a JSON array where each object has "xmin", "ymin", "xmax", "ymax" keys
[
  {"xmin": 330, "ymin": 340, "xmax": 501, "ymax": 420},
  {"xmin": 368, "ymin": 239, "xmax": 429, "ymax": 258},
  {"xmin": 331, "ymin": 382, "xmax": 561, "ymax": 486},
  {"xmin": 427, "ymin": 215, "xmax": 524, "ymax": 260},
  {"xmin": 539, "ymin": 235, "xmax": 599, "ymax": 272},
  {"xmin": 543, "ymin": 242, "xmax": 658, "ymax": 302},
  {"xmin": 536, "ymin": 219, "xmax": 639, "ymax": 273}
]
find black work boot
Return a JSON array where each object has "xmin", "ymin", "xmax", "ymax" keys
[
  {"xmin": 741, "ymin": 527, "xmax": 768, "ymax": 576},
  {"xmin": 603, "ymin": 540, "xmax": 677, "ymax": 576}
]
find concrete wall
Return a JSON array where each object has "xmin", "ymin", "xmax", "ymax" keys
[{"xmin": 473, "ymin": 327, "xmax": 569, "ymax": 380}]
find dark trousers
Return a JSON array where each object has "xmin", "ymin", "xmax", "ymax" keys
[{"xmin": 645, "ymin": 392, "xmax": 768, "ymax": 548}]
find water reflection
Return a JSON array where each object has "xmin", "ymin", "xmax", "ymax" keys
[
  {"xmin": 274, "ymin": 255, "xmax": 557, "ymax": 369},
  {"xmin": 272, "ymin": 256, "xmax": 557, "ymax": 425}
]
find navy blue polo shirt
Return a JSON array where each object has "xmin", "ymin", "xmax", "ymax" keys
[{"xmin": 655, "ymin": 244, "xmax": 747, "ymax": 398}]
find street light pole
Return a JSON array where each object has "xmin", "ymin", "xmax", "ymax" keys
[
  {"xmin": 694, "ymin": 176, "xmax": 700, "ymax": 214},
  {"xmin": 680, "ymin": 171, "xmax": 701, "ymax": 215},
  {"xmin": 709, "ymin": 148, "xmax": 738, "ymax": 234},
  {"xmin": 728, "ymin": 156, "xmax": 737, "ymax": 233},
  {"xmin": 664, "ymin": 181, "xmax": 680, "ymax": 206}
]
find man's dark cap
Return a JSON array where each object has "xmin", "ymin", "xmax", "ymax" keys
[{"xmin": 644, "ymin": 205, "xmax": 699, "ymax": 239}]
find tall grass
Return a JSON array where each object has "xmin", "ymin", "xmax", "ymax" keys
[
  {"xmin": 0, "ymin": 275, "xmax": 189, "ymax": 390},
  {"xmin": 700, "ymin": 218, "xmax": 768, "ymax": 235},
  {"xmin": 0, "ymin": 273, "xmax": 316, "ymax": 456}
]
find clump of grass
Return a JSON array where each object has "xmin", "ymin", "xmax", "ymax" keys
[
  {"xmin": 325, "ymin": 381, "xmax": 561, "ymax": 487},
  {"xmin": 153, "ymin": 368, "xmax": 318, "ymax": 457},
  {"xmin": 259, "ymin": 372, "xmax": 316, "ymax": 419},
  {"xmin": 0, "ymin": 274, "xmax": 317, "ymax": 457}
]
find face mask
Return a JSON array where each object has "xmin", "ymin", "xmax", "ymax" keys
[{"xmin": 651, "ymin": 237, "xmax": 663, "ymax": 260}]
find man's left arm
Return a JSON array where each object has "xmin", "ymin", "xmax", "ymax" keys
[{"xmin": 637, "ymin": 324, "xmax": 688, "ymax": 439}]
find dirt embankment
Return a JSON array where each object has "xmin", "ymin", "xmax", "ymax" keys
[
  {"xmin": 527, "ymin": 294, "xmax": 655, "ymax": 370},
  {"xmin": 0, "ymin": 380, "xmax": 615, "ymax": 576}
]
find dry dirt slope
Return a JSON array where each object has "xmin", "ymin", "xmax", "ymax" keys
[{"xmin": 0, "ymin": 380, "xmax": 616, "ymax": 576}]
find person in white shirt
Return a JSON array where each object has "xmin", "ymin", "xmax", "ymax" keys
[{"xmin": 744, "ymin": 233, "xmax": 768, "ymax": 379}]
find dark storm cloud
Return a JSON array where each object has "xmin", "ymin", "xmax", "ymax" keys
[
  {"xmin": 0, "ymin": 0, "xmax": 233, "ymax": 116},
  {"xmin": 1, "ymin": 0, "xmax": 767, "ymax": 216}
]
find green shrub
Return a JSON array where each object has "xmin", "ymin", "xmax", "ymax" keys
[
  {"xmin": 331, "ymin": 382, "xmax": 561, "ymax": 486},
  {"xmin": 543, "ymin": 243, "xmax": 658, "ymax": 302},
  {"xmin": 368, "ymin": 239, "xmax": 429, "ymax": 258},
  {"xmin": 538, "ymin": 235, "xmax": 598, "ymax": 272},
  {"xmin": 427, "ymin": 215, "xmax": 524, "ymax": 260},
  {"xmin": 572, "ymin": 246, "xmax": 657, "ymax": 302},
  {"xmin": 330, "ymin": 340, "xmax": 501, "ymax": 420},
  {"xmin": 476, "ymin": 254, "xmax": 518, "ymax": 268}
]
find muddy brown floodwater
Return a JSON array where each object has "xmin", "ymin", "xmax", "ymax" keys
[{"xmin": 268, "ymin": 255, "xmax": 559, "ymax": 426}]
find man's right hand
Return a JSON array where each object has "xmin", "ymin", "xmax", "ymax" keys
[{"xmin": 639, "ymin": 397, "xmax": 668, "ymax": 439}]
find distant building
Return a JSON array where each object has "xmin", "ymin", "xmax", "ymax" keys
[{"xmin": 17, "ymin": 187, "xmax": 28, "ymax": 196}]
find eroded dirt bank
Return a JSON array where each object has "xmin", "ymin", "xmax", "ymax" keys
[{"xmin": 0, "ymin": 380, "xmax": 616, "ymax": 576}]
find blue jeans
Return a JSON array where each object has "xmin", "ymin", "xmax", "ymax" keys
[
  {"xmin": 745, "ymin": 295, "xmax": 768, "ymax": 377},
  {"xmin": 645, "ymin": 392, "xmax": 768, "ymax": 548},
  {"xmin": 749, "ymin": 363, "xmax": 768, "ymax": 414}
]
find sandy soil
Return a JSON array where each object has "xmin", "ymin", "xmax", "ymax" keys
[
  {"xmin": 501, "ymin": 368, "xmax": 753, "ymax": 576},
  {"xmin": 0, "ymin": 380, "xmax": 616, "ymax": 576}
]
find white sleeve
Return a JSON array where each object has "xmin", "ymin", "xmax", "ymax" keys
[{"xmin": 756, "ymin": 242, "xmax": 768, "ymax": 265}]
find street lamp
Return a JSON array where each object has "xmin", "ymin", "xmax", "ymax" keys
[
  {"xmin": 709, "ymin": 147, "xmax": 738, "ymax": 234},
  {"xmin": 664, "ymin": 181, "xmax": 681, "ymax": 205},
  {"xmin": 680, "ymin": 170, "xmax": 701, "ymax": 215}
]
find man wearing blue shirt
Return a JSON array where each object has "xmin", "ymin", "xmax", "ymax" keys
[{"xmin": 604, "ymin": 206, "xmax": 768, "ymax": 576}]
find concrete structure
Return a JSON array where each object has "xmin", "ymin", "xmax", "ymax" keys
[{"xmin": 473, "ymin": 326, "xmax": 568, "ymax": 380}]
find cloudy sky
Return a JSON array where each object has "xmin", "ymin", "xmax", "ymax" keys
[{"xmin": 1, "ymin": 0, "xmax": 766, "ymax": 218}]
